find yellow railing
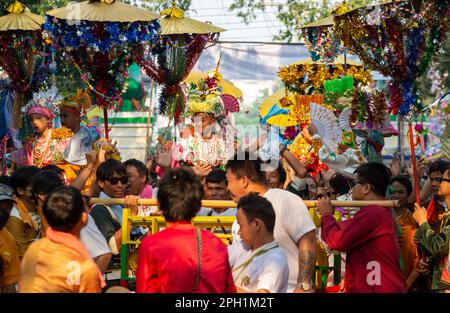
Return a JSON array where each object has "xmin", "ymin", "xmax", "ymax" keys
[{"xmin": 88, "ymin": 198, "xmax": 399, "ymax": 288}]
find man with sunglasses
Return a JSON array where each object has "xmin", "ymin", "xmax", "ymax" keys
[
  {"xmin": 317, "ymin": 162, "xmax": 406, "ymax": 293},
  {"xmin": 91, "ymin": 159, "xmax": 139, "ymax": 256}
]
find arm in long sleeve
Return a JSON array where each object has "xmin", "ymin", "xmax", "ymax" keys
[
  {"xmin": 415, "ymin": 219, "xmax": 450, "ymax": 258},
  {"xmin": 321, "ymin": 209, "xmax": 379, "ymax": 251}
]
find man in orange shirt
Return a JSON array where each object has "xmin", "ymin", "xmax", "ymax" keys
[
  {"xmin": 0, "ymin": 183, "xmax": 20, "ymax": 293},
  {"xmin": 19, "ymin": 186, "xmax": 105, "ymax": 293}
]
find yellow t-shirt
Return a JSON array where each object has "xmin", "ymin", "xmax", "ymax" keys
[
  {"xmin": 19, "ymin": 238, "xmax": 102, "ymax": 293},
  {"xmin": 0, "ymin": 228, "xmax": 21, "ymax": 287}
]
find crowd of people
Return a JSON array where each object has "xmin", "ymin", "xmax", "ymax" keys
[
  {"xmin": 0, "ymin": 141, "xmax": 449, "ymax": 293},
  {"xmin": 0, "ymin": 77, "xmax": 448, "ymax": 294}
]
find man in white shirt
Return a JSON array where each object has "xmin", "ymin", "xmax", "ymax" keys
[
  {"xmin": 233, "ymin": 193, "xmax": 289, "ymax": 293},
  {"xmin": 226, "ymin": 152, "xmax": 317, "ymax": 293}
]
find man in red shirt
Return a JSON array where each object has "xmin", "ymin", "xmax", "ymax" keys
[
  {"xmin": 136, "ymin": 167, "xmax": 236, "ymax": 293},
  {"xmin": 317, "ymin": 162, "xmax": 407, "ymax": 293}
]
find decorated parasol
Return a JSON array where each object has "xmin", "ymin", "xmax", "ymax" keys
[
  {"xmin": 137, "ymin": 1, "xmax": 225, "ymax": 123},
  {"xmin": 0, "ymin": 1, "xmax": 49, "ymax": 128},
  {"xmin": 183, "ymin": 56, "xmax": 243, "ymax": 119},
  {"xmin": 184, "ymin": 71, "xmax": 243, "ymax": 100},
  {"xmin": 259, "ymin": 89, "xmax": 298, "ymax": 127},
  {"xmin": 44, "ymin": 0, "xmax": 161, "ymax": 139},
  {"xmin": 299, "ymin": 2, "xmax": 351, "ymax": 63},
  {"xmin": 334, "ymin": 0, "xmax": 449, "ymax": 204},
  {"xmin": 278, "ymin": 55, "xmax": 371, "ymax": 95}
]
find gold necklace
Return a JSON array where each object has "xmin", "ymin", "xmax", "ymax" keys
[{"xmin": 31, "ymin": 129, "xmax": 52, "ymax": 168}]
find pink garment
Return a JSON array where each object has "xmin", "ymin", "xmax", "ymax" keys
[
  {"xmin": 27, "ymin": 106, "xmax": 55, "ymax": 119},
  {"xmin": 140, "ymin": 184, "xmax": 153, "ymax": 199}
]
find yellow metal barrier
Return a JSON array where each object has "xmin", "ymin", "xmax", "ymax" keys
[{"xmin": 89, "ymin": 198, "xmax": 398, "ymax": 288}]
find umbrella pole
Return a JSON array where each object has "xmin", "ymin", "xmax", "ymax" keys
[
  {"xmin": 408, "ymin": 121, "xmax": 420, "ymax": 204},
  {"xmin": 104, "ymin": 108, "xmax": 109, "ymax": 140},
  {"xmin": 344, "ymin": 51, "xmax": 348, "ymax": 76}
]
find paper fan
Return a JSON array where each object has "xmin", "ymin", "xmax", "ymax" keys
[
  {"xmin": 338, "ymin": 108, "xmax": 352, "ymax": 130},
  {"xmin": 310, "ymin": 103, "xmax": 342, "ymax": 151},
  {"xmin": 221, "ymin": 94, "xmax": 240, "ymax": 113}
]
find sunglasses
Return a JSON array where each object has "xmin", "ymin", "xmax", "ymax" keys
[
  {"xmin": 108, "ymin": 176, "xmax": 128, "ymax": 185},
  {"xmin": 442, "ymin": 178, "xmax": 450, "ymax": 183},
  {"xmin": 429, "ymin": 177, "xmax": 442, "ymax": 183}
]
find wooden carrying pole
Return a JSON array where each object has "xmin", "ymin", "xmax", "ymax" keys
[
  {"xmin": 408, "ymin": 121, "xmax": 421, "ymax": 204},
  {"xmin": 90, "ymin": 198, "xmax": 399, "ymax": 209}
]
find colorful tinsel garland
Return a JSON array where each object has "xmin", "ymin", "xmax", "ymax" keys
[{"xmin": 278, "ymin": 63, "xmax": 371, "ymax": 95}]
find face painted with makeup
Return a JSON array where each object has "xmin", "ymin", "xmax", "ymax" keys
[{"xmin": 29, "ymin": 113, "xmax": 51, "ymax": 135}]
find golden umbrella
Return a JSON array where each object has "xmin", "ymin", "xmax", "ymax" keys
[
  {"xmin": 259, "ymin": 89, "xmax": 298, "ymax": 127},
  {"xmin": 45, "ymin": 0, "xmax": 160, "ymax": 139},
  {"xmin": 46, "ymin": 0, "xmax": 159, "ymax": 22},
  {"xmin": 0, "ymin": 1, "xmax": 44, "ymax": 31},
  {"xmin": 0, "ymin": 1, "xmax": 45, "ymax": 128},
  {"xmin": 299, "ymin": 3, "xmax": 350, "ymax": 29},
  {"xmin": 159, "ymin": 2, "xmax": 225, "ymax": 35},
  {"xmin": 299, "ymin": 1, "xmax": 401, "ymax": 29}
]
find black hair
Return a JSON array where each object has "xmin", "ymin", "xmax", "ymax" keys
[
  {"xmin": 277, "ymin": 164, "xmax": 287, "ymax": 185},
  {"xmin": 441, "ymin": 164, "xmax": 450, "ymax": 175},
  {"xmin": 41, "ymin": 164, "xmax": 65, "ymax": 176},
  {"xmin": 354, "ymin": 162, "xmax": 391, "ymax": 197},
  {"xmin": 11, "ymin": 166, "xmax": 41, "ymax": 193},
  {"xmin": 157, "ymin": 167, "xmax": 204, "ymax": 222},
  {"xmin": 32, "ymin": 170, "xmax": 64, "ymax": 198},
  {"xmin": 237, "ymin": 193, "xmax": 276, "ymax": 233},
  {"xmin": 96, "ymin": 159, "xmax": 127, "ymax": 182},
  {"xmin": 428, "ymin": 160, "xmax": 450, "ymax": 175},
  {"xmin": 206, "ymin": 169, "xmax": 227, "ymax": 185},
  {"xmin": 330, "ymin": 173, "xmax": 354, "ymax": 196},
  {"xmin": 0, "ymin": 176, "xmax": 12, "ymax": 188},
  {"xmin": 390, "ymin": 175, "xmax": 412, "ymax": 196},
  {"xmin": 226, "ymin": 152, "xmax": 267, "ymax": 185},
  {"xmin": 43, "ymin": 186, "xmax": 85, "ymax": 232},
  {"xmin": 123, "ymin": 159, "xmax": 149, "ymax": 182}
]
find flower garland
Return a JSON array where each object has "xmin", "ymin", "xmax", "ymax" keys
[{"xmin": 278, "ymin": 63, "xmax": 371, "ymax": 95}]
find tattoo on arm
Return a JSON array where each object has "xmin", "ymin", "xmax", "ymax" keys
[{"xmin": 298, "ymin": 250, "xmax": 317, "ymax": 285}]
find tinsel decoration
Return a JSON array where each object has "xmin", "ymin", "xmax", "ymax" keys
[
  {"xmin": 302, "ymin": 27, "xmax": 347, "ymax": 64},
  {"xmin": 299, "ymin": 3, "xmax": 351, "ymax": 63},
  {"xmin": 323, "ymin": 76, "xmax": 354, "ymax": 113},
  {"xmin": 334, "ymin": 0, "xmax": 449, "ymax": 116},
  {"xmin": 136, "ymin": 3, "xmax": 224, "ymax": 123},
  {"xmin": 138, "ymin": 33, "xmax": 219, "ymax": 123},
  {"xmin": 349, "ymin": 87, "xmax": 388, "ymax": 130},
  {"xmin": 372, "ymin": 90, "xmax": 387, "ymax": 126},
  {"xmin": 278, "ymin": 62, "xmax": 371, "ymax": 95},
  {"xmin": 43, "ymin": 16, "xmax": 160, "ymax": 109}
]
